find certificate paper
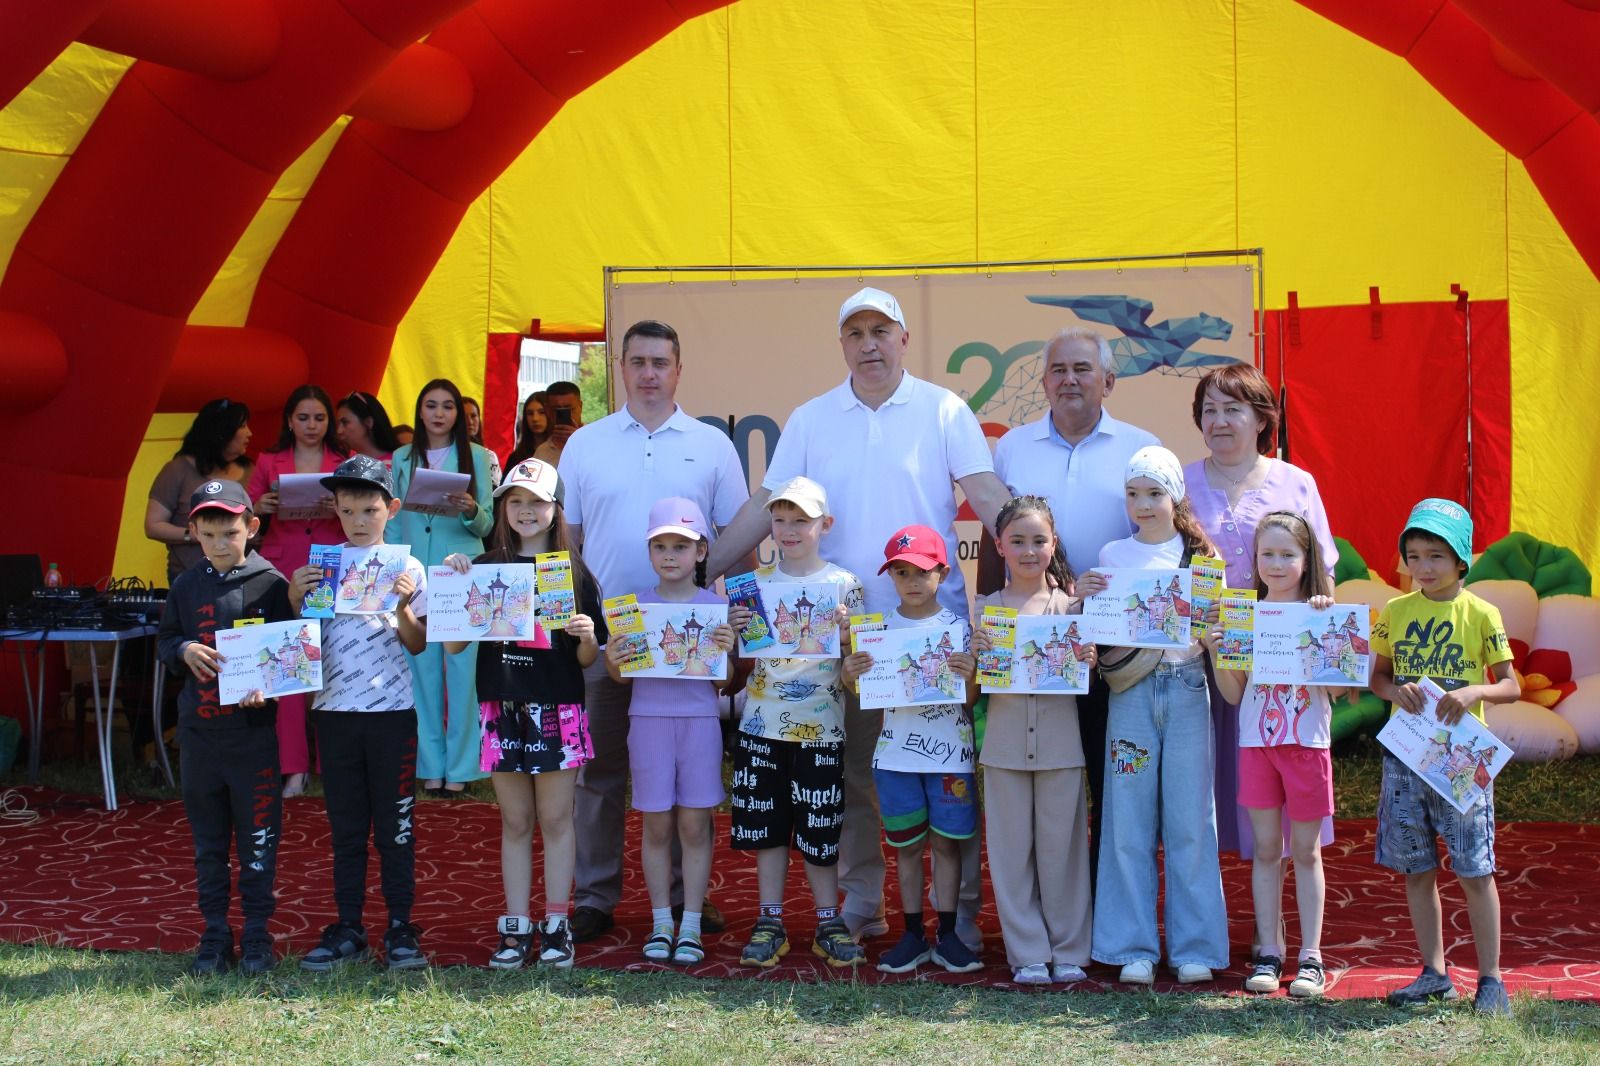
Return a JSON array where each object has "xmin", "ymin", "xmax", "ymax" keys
[
  {"xmin": 979, "ymin": 612, "xmax": 1091, "ymax": 695},
  {"xmin": 333, "ymin": 544, "xmax": 411, "ymax": 615},
  {"xmin": 426, "ymin": 563, "xmax": 543, "ymax": 643},
  {"xmin": 216, "ymin": 620, "xmax": 322, "ymax": 705},
  {"xmin": 1077, "ymin": 568, "xmax": 1194, "ymax": 649},
  {"xmin": 1253, "ymin": 602, "xmax": 1372, "ymax": 686},
  {"xmin": 628, "ymin": 603, "xmax": 730, "ymax": 681},
  {"xmin": 741, "ymin": 580, "xmax": 842, "ymax": 659},
  {"xmin": 1377, "ymin": 678, "xmax": 1512, "ymax": 813},
  {"xmin": 402, "ymin": 468, "xmax": 470, "ymax": 517},
  {"xmin": 854, "ymin": 623, "xmax": 967, "ymax": 710},
  {"xmin": 277, "ymin": 473, "xmax": 332, "ymax": 521}
]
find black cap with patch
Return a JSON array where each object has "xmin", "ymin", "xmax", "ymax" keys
[{"xmin": 188, "ymin": 479, "xmax": 252, "ymax": 517}]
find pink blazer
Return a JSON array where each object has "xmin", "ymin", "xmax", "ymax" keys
[{"xmin": 246, "ymin": 446, "xmax": 347, "ymax": 574}]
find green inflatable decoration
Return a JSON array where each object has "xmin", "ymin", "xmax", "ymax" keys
[
  {"xmin": 1331, "ymin": 691, "xmax": 1389, "ymax": 743},
  {"xmin": 1332, "ymin": 536, "xmax": 1369, "ymax": 586},
  {"xmin": 1465, "ymin": 531, "xmax": 1592, "ymax": 598}
]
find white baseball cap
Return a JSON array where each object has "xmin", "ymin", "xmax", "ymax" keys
[
  {"xmin": 837, "ymin": 286, "xmax": 906, "ymax": 332},
  {"xmin": 766, "ymin": 476, "xmax": 830, "ymax": 519},
  {"xmin": 494, "ymin": 458, "xmax": 561, "ymax": 502}
]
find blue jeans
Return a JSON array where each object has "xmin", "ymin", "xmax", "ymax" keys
[{"xmin": 1091, "ymin": 657, "xmax": 1229, "ymax": 969}]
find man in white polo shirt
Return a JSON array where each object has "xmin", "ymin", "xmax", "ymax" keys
[
  {"xmin": 709, "ymin": 287, "xmax": 1011, "ymax": 947},
  {"xmin": 988, "ymin": 324, "xmax": 1160, "ymax": 888},
  {"xmin": 560, "ymin": 319, "xmax": 750, "ymax": 941}
]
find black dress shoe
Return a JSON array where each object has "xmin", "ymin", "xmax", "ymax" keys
[
  {"xmin": 569, "ymin": 906, "xmax": 615, "ymax": 944},
  {"xmin": 671, "ymin": 899, "xmax": 725, "ymax": 934}
]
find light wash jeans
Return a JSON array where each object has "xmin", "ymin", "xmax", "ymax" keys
[{"xmin": 1091, "ymin": 656, "xmax": 1229, "ymax": 969}]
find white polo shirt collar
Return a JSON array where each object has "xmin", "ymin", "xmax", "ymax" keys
[
  {"xmin": 835, "ymin": 369, "xmax": 916, "ymax": 412},
  {"xmin": 621, "ymin": 403, "xmax": 697, "ymax": 435}
]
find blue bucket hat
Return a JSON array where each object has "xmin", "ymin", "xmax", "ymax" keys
[{"xmin": 1399, "ymin": 498, "xmax": 1472, "ymax": 567}]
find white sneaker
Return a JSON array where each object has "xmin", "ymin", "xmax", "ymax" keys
[
  {"xmin": 1119, "ymin": 960, "xmax": 1155, "ymax": 985},
  {"xmin": 1173, "ymin": 963, "xmax": 1214, "ymax": 984},
  {"xmin": 1013, "ymin": 963, "xmax": 1051, "ymax": 984},
  {"xmin": 1052, "ymin": 963, "xmax": 1088, "ymax": 984}
]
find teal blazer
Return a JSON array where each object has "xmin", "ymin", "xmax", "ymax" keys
[{"xmin": 387, "ymin": 441, "xmax": 496, "ymax": 564}]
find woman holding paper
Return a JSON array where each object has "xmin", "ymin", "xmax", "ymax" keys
[
  {"xmin": 247, "ymin": 384, "xmax": 347, "ymax": 796},
  {"xmin": 391, "ymin": 378, "xmax": 497, "ymax": 793},
  {"xmin": 1182, "ymin": 363, "xmax": 1338, "ymax": 858}
]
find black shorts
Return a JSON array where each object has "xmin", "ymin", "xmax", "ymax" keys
[{"xmin": 729, "ymin": 731, "xmax": 845, "ymax": 865}]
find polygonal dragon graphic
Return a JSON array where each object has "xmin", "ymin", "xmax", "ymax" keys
[{"xmin": 946, "ymin": 294, "xmax": 1242, "ymax": 424}]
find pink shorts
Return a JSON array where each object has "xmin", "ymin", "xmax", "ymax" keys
[
  {"xmin": 1238, "ymin": 744, "xmax": 1334, "ymax": 822},
  {"xmin": 627, "ymin": 715, "xmax": 726, "ymax": 812}
]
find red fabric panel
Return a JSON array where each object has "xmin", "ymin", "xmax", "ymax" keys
[
  {"xmin": 1454, "ymin": 0, "xmax": 1600, "ymax": 112},
  {"xmin": 1263, "ymin": 299, "xmax": 1510, "ymax": 578},
  {"xmin": 483, "ymin": 332, "xmax": 522, "ymax": 464}
]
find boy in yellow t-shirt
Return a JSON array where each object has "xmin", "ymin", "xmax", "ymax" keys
[{"xmin": 1370, "ymin": 499, "xmax": 1519, "ymax": 1015}]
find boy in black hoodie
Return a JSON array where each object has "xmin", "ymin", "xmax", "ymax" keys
[{"xmin": 157, "ymin": 478, "xmax": 301, "ymax": 975}]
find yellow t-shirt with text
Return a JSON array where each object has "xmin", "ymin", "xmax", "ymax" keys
[{"xmin": 1371, "ymin": 588, "xmax": 1513, "ymax": 723}]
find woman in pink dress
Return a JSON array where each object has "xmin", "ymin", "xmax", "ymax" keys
[
  {"xmin": 247, "ymin": 385, "xmax": 348, "ymax": 796},
  {"xmin": 1182, "ymin": 364, "xmax": 1338, "ymax": 858}
]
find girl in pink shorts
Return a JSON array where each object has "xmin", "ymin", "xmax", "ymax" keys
[
  {"xmin": 1203, "ymin": 510, "xmax": 1352, "ymax": 1000},
  {"xmin": 603, "ymin": 497, "xmax": 737, "ymax": 966}
]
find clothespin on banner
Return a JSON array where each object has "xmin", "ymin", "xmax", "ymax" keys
[
  {"xmin": 1450, "ymin": 283, "xmax": 1469, "ymax": 313},
  {"xmin": 1285, "ymin": 291, "xmax": 1302, "ymax": 347}
]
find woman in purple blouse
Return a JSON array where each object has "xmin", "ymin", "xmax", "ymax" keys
[{"xmin": 1183, "ymin": 364, "xmax": 1338, "ymax": 858}]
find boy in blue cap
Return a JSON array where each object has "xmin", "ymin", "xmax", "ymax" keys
[{"xmin": 1370, "ymin": 498, "xmax": 1520, "ymax": 1015}]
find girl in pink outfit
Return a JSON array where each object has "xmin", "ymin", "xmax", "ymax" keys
[{"xmin": 247, "ymin": 385, "xmax": 348, "ymax": 795}]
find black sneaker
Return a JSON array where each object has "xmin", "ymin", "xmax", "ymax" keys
[
  {"xmin": 189, "ymin": 939, "xmax": 235, "ymax": 976},
  {"xmin": 1289, "ymin": 958, "xmax": 1326, "ymax": 999},
  {"xmin": 1245, "ymin": 954, "xmax": 1283, "ymax": 994},
  {"xmin": 300, "ymin": 922, "xmax": 370, "ymax": 973},
  {"xmin": 812, "ymin": 920, "xmax": 865, "ymax": 968},
  {"xmin": 238, "ymin": 934, "xmax": 276, "ymax": 975},
  {"xmin": 383, "ymin": 920, "xmax": 429, "ymax": 970},
  {"xmin": 1386, "ymin": 966, "xmax": 1459, "ymax": 1006},
  {"xmin": 569, "ymin": 906, "xmax": 614, "ymax": 944},
  {"xmin": 1473, "ymin": 975, "xmax": 1511, "ymax": 1017},
  {"xmin": 931, "ymin": 929, "xmax": 984, "ymax": 974},
  {"xmin": 539, "ymin": 916, "xmax": 575, "ymax": 969},
  {"xmin": 876, "ymin": 930, "xmax": 932, "ymax": 974},
  {"xmin": 739, "ymin": 917, "xmax": 790, "ymax": 968}
]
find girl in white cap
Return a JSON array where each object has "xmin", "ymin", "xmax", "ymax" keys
[
  {"xmin": 442, "ymin": 459, "xmax": 600, "ymax": 970},
  {"xmin": 1078, "ymin": 445, "xmax": 1230, "ymax": 986}
]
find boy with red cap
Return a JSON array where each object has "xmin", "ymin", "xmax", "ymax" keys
[
  {"xmin": 156, "ymin": 478, "xmax": 302, "ymax": 975},
  {"xmin": 842, "ymin": 525, "xmax": 981, "ymax": 974}
]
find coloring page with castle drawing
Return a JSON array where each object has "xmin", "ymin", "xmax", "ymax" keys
[
  {"xmin": 1377, "ymin": 678, "xmax": 1512, "ymax": 813},
  {"xmin": 629, "ymin": 603, "xmax": 730, "ymax": 681},
  {"xmin": 216, "ymin": 620, "xmax": 323, "ymax": 705},
  {"xmin": 744, "ymin": 579, "xmax": 843, "ymax": 659},
  {"xmin": 1254, "ymin": 602, "xmax": 1372, "ymax": 686},
  {"xmin": 979, "ymin": 612, "xmax": 1092, "ymax": 695},
  {"xmin": 333, "ymin": 544, "xmax": 411, "ymax": 615},
  {"xmin": 854, "ymin": 622, "xmax": 968, "ymax": 711},
  {"xmin": 1077, "ymin": 568, "xmax": 1194, "ymax": 649},
  {"xmin": 425, "ymin": 563, "xmax": 544, "ymax": 643}
]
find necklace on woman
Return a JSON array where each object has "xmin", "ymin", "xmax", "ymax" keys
[{"xmin": 1208, "ymin": 454, "xmax": 1260, "ymax": 489}]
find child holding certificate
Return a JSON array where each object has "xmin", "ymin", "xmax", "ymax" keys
[
  {"xmin": 1369, "ymin": 499, "xmax": 1519, "ymax": 1015},
  {"xmin": 1200, "ymin": 510, "xmax": 1338, "ymax": 998},
  {"xmin": 442, "ymin": 459, "xmax": 601, "ymax": 970},
  {"xmin": 604, "ymin": 497, "xmax": 736, "ymax": 966},
  {"xmin": 1078, "ymin": 447, "xmax": 1227, "ymax": 986},
  {"xmin": 970, "ymin": 495, "xmax": 1093, "ymax": 985}
]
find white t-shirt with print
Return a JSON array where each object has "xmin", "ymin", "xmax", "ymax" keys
[
  {"xmin": 871, "ymin": 607, "xmax": 974, "ymax": 774},
  {"xmin": 1238, "ymin": 680, "xmax": 1333, "ymax": 749},
  {"xmin": 314, "ymin": 552, "xmax": 429, "ymax": 712},
  {"xmin": 740, "ymin": 561, "xmax": 864, "ymax": 745}
]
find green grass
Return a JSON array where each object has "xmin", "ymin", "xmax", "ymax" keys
[{"xmin": 1, "ymin": 942, "xmax": 1596, "ymax": 1066}]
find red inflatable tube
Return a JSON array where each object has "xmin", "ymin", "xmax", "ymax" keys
[
  {"xmin": 0, "ymin": 0, "xmax": 475, "ymax": 577},
  {"xmin": 249, "ymin": 1, "xmax": 734, "ymax": 401},
  {"xmin": 1454, "ymin": 0, "xmax": 1600, "ymax": 112},
  {"xmin": 0, "ymin": 0, "xmax": 108, "ymax": 111}
]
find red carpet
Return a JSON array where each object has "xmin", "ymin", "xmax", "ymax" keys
[{"xmin": 1, "ymin": 787, "xmax": 1596, "ymax": 1000}]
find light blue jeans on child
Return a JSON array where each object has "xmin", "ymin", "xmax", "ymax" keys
[{"xmin": 1091, "ymin": 656, "xmax": 1229, "ymax": 969}]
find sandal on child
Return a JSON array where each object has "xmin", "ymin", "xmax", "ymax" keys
[
  {"xmin": 642, "ymin": 928, "xmax": 675, "ymax": 961},
  {"xmin": 488, "ymin": 915, "xmax": 534, "ymax": 971},
  {"xmin": 671, "ymin": 931, "xmax": 705, "ymax": 966}
]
